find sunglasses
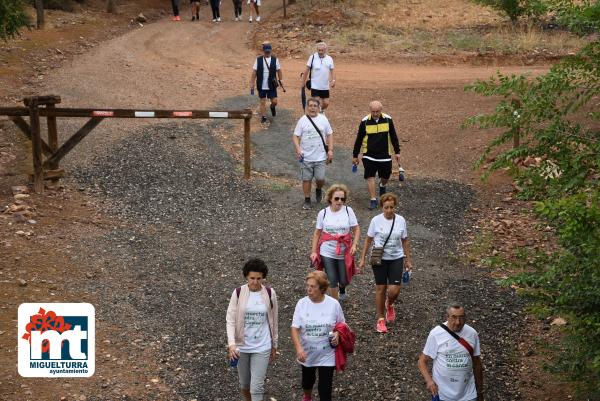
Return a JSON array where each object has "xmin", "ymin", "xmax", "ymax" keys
[{"xmin": 333, "ymin": 197, "xmax": 346, "ymax": 202}]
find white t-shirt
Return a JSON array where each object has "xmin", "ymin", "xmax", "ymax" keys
[
  {"xmin": 367, "ymin": 213, "xmax": 408, "ymax": 260},
  {"xmin": 291, "ymin": 295, "xmax": 345, "ymax": 367},
  {"xmin": 238, "ymin": 291, "xmax": 272, "ymax": 353},
  {"xmin": 306, "ymin": 53, "xmax": 334, "ymax": 90},
  {"xmin": 293, "ymin": 114, "xmax": 333, "ymax": 162},
  {"xmin": 252, "ymin": 56, "xmax": 281, "ymax": 90},
  {"xmin": 422, "ymin": 323, "xmax": 481, "ymax": 401},
  {"xmin": 316, "ymin": 206, "xmax": 358, "ymax": 260}
]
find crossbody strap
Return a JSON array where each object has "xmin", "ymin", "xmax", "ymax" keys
[
  {"xmin": 306, "ymin": 115, "xmax": 328, "ymax": 152},
  {"xmin": 308, "ymin": 54, "xmax": 314, "ymax": 79},
  {"xmin": 438, "ymin": 323, "xmax": 474, "ymax": 356},
  {"xmin": 381, "ymin": 214, "xmax": 395, "ymax": 249}
]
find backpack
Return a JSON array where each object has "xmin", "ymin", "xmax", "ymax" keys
[{"xmin": 235, "ymin": 286, "xmax": 273, "ymax": 308}]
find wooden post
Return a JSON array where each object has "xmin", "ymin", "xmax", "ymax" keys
[
  {"xmin": 35, "ymin": 0, "xmax": 44, "ymax": 29},
  {"xmin": 511, "ymin": 98, "xmax": 521, "ymax": 149},
  {"xmin": 107, "ymin": 0, "xmax": 117, "ymax": 13},
  {"xmin": 283, "ymin": 0, "xmax": 286, "ymax": 18},
  {"xmin": 46, "ymin": 103, "xmax": 59, "ymax": 170},
  {"xmin": 244, "ymin": 117, "xmax": 251, "ymax": 179},
  {"xmin": 28, "ymin": 98, "xmax": 44, "ymax": 193}
]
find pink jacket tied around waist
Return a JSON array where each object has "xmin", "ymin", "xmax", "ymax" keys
[{"xmin": 312, "ymin": 232, "xmax": 357, "ymax": 284}]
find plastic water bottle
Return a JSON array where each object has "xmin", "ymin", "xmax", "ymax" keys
[
  {"xmin": 402, "ymin": 270, "xmax": 410, "ymax": 287},
  {"xmin": 352, "ymin": 164, "xmax": 357, "ymax": 173},
  {"xmin": 399, "ymin": 167, "xmax": 405, "ymax": 182},
  {"xmin": 432, "ymin": 395, "xmax": 440, "ymax": 401},
  {"xmin": 230, "ymin": 348, "xmax": 240, "ymax": 368},
  {"xmin": 328, "ymin": 331, "xmax": 337, "ymax": 348},
  {"xmin": 250, "ymin": 88, "xmax": 254, "ymax": 96},
  {"xmin": 299, "ymin": 154, "xmax": 304, "ymax": 163}
]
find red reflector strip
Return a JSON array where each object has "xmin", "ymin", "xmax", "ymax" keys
[
  {"xmin": 173, "ymin": 111, "xmax": 193, "ymax": 117},
  {"xmin": 92, "ymin": 111, "xmax": 114, "ymax": 117}
]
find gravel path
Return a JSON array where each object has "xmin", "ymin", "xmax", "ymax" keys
[{"xmin": 68, "ymin": 93, "xmax": 524, "ymax": 400}]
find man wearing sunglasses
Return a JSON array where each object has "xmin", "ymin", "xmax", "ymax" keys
[{"xmin": 352, "ymin": 101, "xmax": 402, "ymax": 210}]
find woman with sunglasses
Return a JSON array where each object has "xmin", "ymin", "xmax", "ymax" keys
[
  {"xmin": 310, "ymin": 183, "xmax": 360, "ymax": 301},
  {"xmin": 359, "ymin": 193, "xmax": 413, "ymax": 333}
]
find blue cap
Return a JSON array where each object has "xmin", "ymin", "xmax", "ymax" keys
[{"xmin": 262, "ymin": 44, "xmax": 272, "ymax": 52}]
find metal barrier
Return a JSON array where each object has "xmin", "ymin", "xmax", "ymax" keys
[{"xmin": 0, "ymin": 95, "xmax": 253, "ymax": 192}]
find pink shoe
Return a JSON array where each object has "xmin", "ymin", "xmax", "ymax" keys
[
  {"xmin": 172, "ymin": 15, "xmax": 181, "ymax": 21},
  {"xmin": 302, "ymin": 395, "xmax": 312, "ymax": 401},
  {"xmin": 385, "ymin": 299, "xmax": 395, "ymax": 322},
  {"xmin": 376, "ymin": 318, "xmax": 388, "ymax": 333}
]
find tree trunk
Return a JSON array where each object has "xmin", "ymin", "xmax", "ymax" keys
[
  {"xmin": 35, "ymin": 0, "xmax": 44, "ymax": 29},
  {"xmin": 107, "ymin": 0, "xmax": 118, "ymax": 13}
]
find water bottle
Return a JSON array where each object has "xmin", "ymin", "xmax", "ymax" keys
[
  {"xmin": 398, "ymin": 167, "xmax": 405, "ymax": 182},
  {"xmin": 432, "ymin": 395, "xmax": 440, "ymax": 401},
  {"xmin": 328, "ymin": 331, "xmax": 337, "ymax": 348},
  {"xmin": 402, "ymin": 270, "xmax": 410, "ymax": 287},
  {"xmin": 352, "ymin": 164, "xmax": 357, "ymax": 173},
  {"xmin": 230, "ymin": 348, "xmax": 240, "ymax": 368},
  {"xmin": 250, "ymin": 88, "xmax": 254, "ymax": 96},
  {"xmin": 299, "ymin": 154, "xmax": 304, "ymax": 163}
]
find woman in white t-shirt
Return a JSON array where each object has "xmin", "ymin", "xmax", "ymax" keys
[
  {"xmin": 310, "ymin": 184, "xmax": 360, "ymax": 301},
  {"xmin": 291, "ymin": 271, "xmax": 345, "ymax": 401},
  {"xmin": 226, "ymin": 258, "xmax": 279, "ymax": 401},
  {"xmin": 359, "ymin": 193, "xmax": 413, "ymax": 334}
]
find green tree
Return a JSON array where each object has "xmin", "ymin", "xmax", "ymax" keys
[
  {"xmin": 0, "ymin": 0, "xmax": 29, "ymax": 40},
  {"xmin": 464, "ymin": 40, "xmax": 600, "ymax": 397},
  {"xmin": 470, "ymin": 0, "xmax": 546, "ymax": 23}
]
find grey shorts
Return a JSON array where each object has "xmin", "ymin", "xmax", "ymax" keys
[{"xmin": 300, "ymin": 160, "xmax": 325, "ymax": 182}]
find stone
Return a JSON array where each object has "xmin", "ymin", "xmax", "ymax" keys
[
  {"xmin": 551, "ymin": 317, "xmax": 567, "ymax": 326},
  {"xmin": 18, "ymin": 279, "xmax": 27, "ymax": 287},
  {"xmin": 136, "ymin": 13, "xmax": 147, "ymax": 23},
  {"xmin": 11, "ymin": 213, "xmax": 27, "ymax": 223},
  {"xmin": 11, "ymin": 186, "xmax": 29, "ymax": 195}
]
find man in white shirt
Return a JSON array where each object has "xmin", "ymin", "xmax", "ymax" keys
[
  {"xmin": 292, "ymin": 97, "xmax": 334, "ymax": 210},
  {"xmin": 250, "ymin": 42, "xmax": 283, "ymax": 125},
  {"xmin": 301, "ymin": 41, "xmax": 336, "ymax": 112},
  {"xmin": 418, "ymin": 304, "xmax": 484, "ymax": 401}
]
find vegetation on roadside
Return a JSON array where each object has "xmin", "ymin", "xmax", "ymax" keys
[
  {"xmin": 464, "ymin": 40, "xmax": 600, "ymax": 398},
  {"xmin": 0, "ymin": 0, "xmax": 28, "ymax": 40}
]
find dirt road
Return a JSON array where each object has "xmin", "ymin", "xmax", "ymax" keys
[{"xmin": 1, "ymin": 1, "xmax": 553, "ymax": 400}]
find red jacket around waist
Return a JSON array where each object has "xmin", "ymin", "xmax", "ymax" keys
[{"xmin": 313, "ymin": 232, "xmax": 357, "ymax": 284}]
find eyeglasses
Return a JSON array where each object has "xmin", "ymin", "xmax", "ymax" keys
[{"xmin": 333, "ymin": 197, "xmax": 346, "ymax": 202}]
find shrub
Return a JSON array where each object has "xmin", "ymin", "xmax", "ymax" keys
[
  {"xmin": 547, "ymin": 0, "xmax": 600, "ymax": 35},
  {"xmin": 464, "ymin": 41, "xmax": 600, "ymax": 397},
  {"xmin": 0, "ymin": 0, "xmax": 29, "ymax": 40},
  {"xmin": 470, "ymin": 0, "xmax": 547, "ymax": 23}
]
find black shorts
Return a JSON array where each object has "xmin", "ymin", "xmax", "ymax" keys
[
  {"xmin": 258, "ymin": 88, "xmax": 277, "ymax": 99},
  {"xmin": 311, "ymin": 89, "xmax": 330, "ymax": 99},
  {"xmin": 362, "ymin": 158, "xmax": 392, "ymax": 179},
  {"xmin": 372, "ymin": 257, "xmax": 404, "ymax": 285}
]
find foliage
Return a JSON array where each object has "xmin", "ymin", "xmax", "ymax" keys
[
  {"xmin": 464, "ymin": 40, "xmax": 600, "ymax": 397},
  {"xmin": 547, "ymin": 0, "xmax": 600, "ymax": 35},
  {"xmin": 29, "ymin": 0, "xmax": 85, "ymax": 12},
  {"xmin": 469, "ymin": 0, "xmax": 547, "ymax": 23},
  {"xmin": 0, "ymin": 0, "xmax": 29, "ymax": 40}
]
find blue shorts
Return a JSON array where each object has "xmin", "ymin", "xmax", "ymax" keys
[{"xmin": 258, "ymin": 89, "xmax": 277, "ymax": 99}]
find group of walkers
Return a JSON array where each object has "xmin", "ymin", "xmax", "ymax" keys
[{"xmin": 170, "ymin": 0, "xmax": 261, "ymax": 22}]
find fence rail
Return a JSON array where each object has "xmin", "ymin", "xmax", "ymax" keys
[{"xmin": 0, "ymin": 95, "xmax": 254, "ymax": 193}]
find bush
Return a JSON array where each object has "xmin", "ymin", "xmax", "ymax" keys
[
  {"xmin": 0, "ymin": 0, "xmax": 29, "ymax": 40},
  {"xmin": 464, "ymin": 41, "xmax": 600, "ymax": 397},
  {"xmin": 547, "ymin": 0, "xmax": 600, "ymax": 35},
  {"xmin": 29, "ymin": 0, "xmax": 85, "ymax": 12},
  {"xmin": 470, "ymin": 0, "xmax": 547, "ymax": 23}
]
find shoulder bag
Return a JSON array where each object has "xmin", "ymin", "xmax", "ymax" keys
[{"xmin": 370, "ymin": 215, "xmax": 395, "ymax": 266}]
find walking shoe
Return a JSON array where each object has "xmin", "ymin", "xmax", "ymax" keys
[
  {"xmin": 260, "ymin": 116, "xmax": 268, "ymax": 124},
  {"xmin": 172, "ymin": 16, "xmax": 181, "ymax": 21},
  {"xmin": 385, "ymin": 299, "xmax": 395, "ymax": 322},
  {"xmin": 339, "ymin": 292, "xmax": 347, "ymax": 301},
  {"xmin": 256, "ymin": 15, "xmax": 261, "ymax": 22},
  {"xmin": 270, "ymin": 104, "xmax": 276, "ymax": 117},
  {"xmin": 301, "ymin": 395, "xmax": 312, "ymax": 401},
  {"xmin": 376, "ymin": 318, "xmax": 388, "ymax": 333},
  {"xmin": 217, "ymin": 17, "xmax": 221, "ymax": 22},
  {"xmin": 249, "ymin": 16, "xmax": 253, "ymax": 22},
  {"xmin": 235, "ymin": 17, "xmax": 239, "ymax": 21},
  {"xmin": 379, "ymin": 185, "xmax": 387, "ymax": 196},
  {"xmin": 302, "ymin": 200, "xmax": 312, "ymax": 210},
  {"xmin": 196, "ymin": 13, "xmax": 200, "ymax": 20},
  {"xmin": 192, "ymin": 16, "xmax": 196, "ymax": 21},
  {"xmin": 368, "ymin": 199, "xmax": 378, "ymax": 210},
  {"xmin": 315, "ymin": 188, "xmax": 323, "ymax": 203},
  {"xmin": 212, "ymin": 18, "xmax": 217, "ymax": 22}
]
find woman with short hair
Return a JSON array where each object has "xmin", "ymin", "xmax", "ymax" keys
[
  {"xmin": 310, "ymin": 183, "xmax": 359, "ymax": 301},
  {"xmin": 226, "ymin": 258, "xmax": 278, "ymax": 401},
  {"xmin": 359, "ymin": 193, "xmax": 413, "ymax": 334},
  {"xmin": 291, "ymin": 271, "xmax": 345, "ymax": 401}
]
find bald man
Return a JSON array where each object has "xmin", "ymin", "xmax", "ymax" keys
[{"xmin": 352, "ymin": 101, "xmax": 401, "ymax": 210}]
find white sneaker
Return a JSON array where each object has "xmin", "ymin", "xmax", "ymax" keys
[
  {"xmin": 249, "ymin": 16, "xmax": 252, "ymax": 22},
  {"xmin": 212, "ymin": 18, "xmax": 216, "ymax": 22},
  {"xmin": 217, "ymin": 17, "xmax": 221, "ymax": 22},
  {"xmin": 256, "ymin": 16, "xmax": 260, "ymax": 22},
  {"xmin": 235, "ymin": 17, "xmax": 239, "ymax": 21}
]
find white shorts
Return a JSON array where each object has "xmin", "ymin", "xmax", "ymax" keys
[{"xmin": 247, "ymin": 0, "xmax": 260, "ymax": 5}]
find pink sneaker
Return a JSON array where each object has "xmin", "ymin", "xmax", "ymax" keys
[
  {"xmin": 376, "ymin": 318, "xmax": 388, "ymax": 333},
  {"xmin": 385, "ymin": 299, "xmax": 395, "ymax": 322},
  {"xmin": 302, "ymin": 395, "xmax": 312, "ymax": 401}
]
